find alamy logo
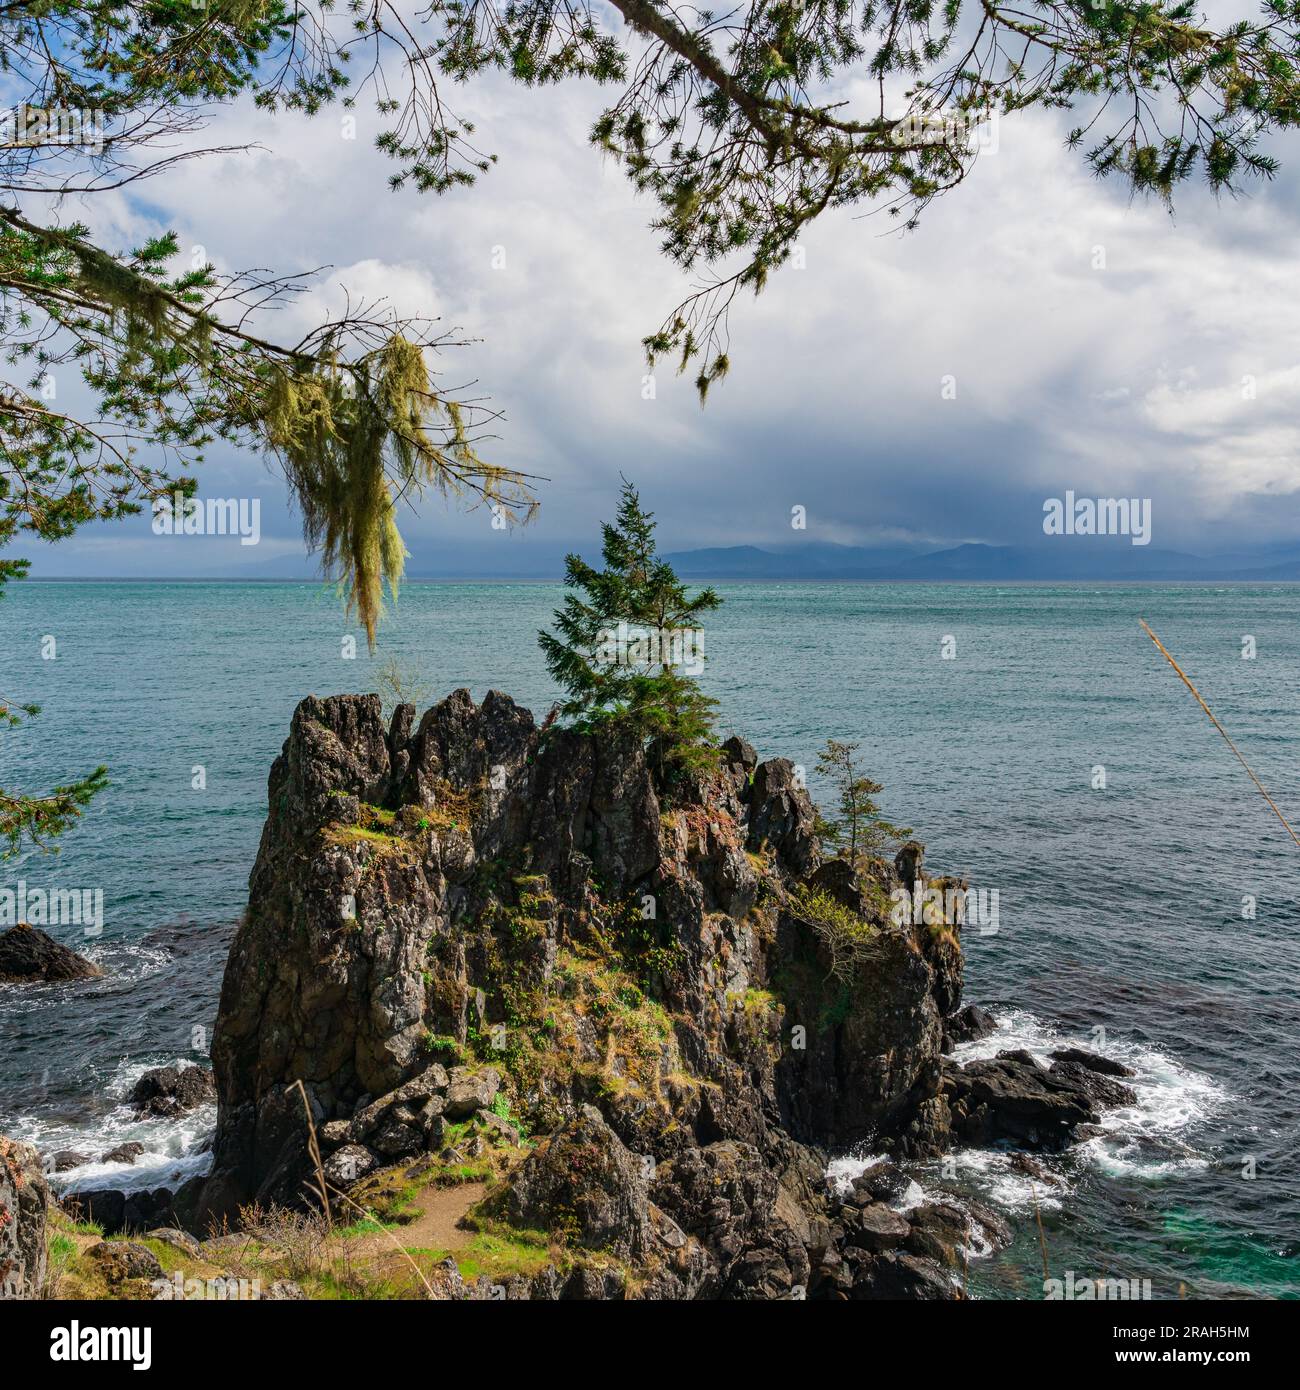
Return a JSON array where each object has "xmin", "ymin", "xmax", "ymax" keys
[
  {"xmin": 1, "ymin": 104, "xmax": 106, "ymax": 150},
  {"xmin": 1043, "ymin": 1270, "xmax": 1152, "ymax": 1300},
  {"xmin": 595, "ymin": 621, "xmax": 705, "ymax": 677},
  {"xmin": 152, "ymin": 491, "xmax": 261, "ymax": 545},
  {"xmin": 1043, "ymin": 491, "xmax": 1151, "ymax": 546},
  {"xmin": 889, "ymin": 879, "xmax": 1000, "ymax": 935},
  {"xmin": 49, "ymin": 1322, "xmax": 152, "ymax": 1370},
  {"xmin": 0, "ymin": 881, "xmax": 103, "ymax": 936},
  {"xmin": 151, "ymin": 1272, "xmax": 261, "ymax": 1300},
  {"xmin": 890, "ymin": 107, "xmax": 999, "ymax": 153}
]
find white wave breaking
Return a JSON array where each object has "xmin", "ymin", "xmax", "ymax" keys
[
  {"xmin": 826, "ymin": 1007, "xmax": 1228, "ymax": 1221},
  {"xmin": 12, "ymin": 1055, "xmax": 214, "ymax": 1196}
]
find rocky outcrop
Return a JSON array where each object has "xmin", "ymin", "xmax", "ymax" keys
[
  {"xmin": 490, "ymin": 1107, "xmax": 662, "ymax": 1261},
  {"xmin": 161, "ymin": 689, "xmax": 1126, "ymax": 1297},
  {"xmin": 100, "ymin": 1142, "xmax": 145, "ymax": 1165},
  {"xmin": 945, "ymin": 1003, "xmax": 996, "ymax": 1048},
  {"xmin": 0, "ymin": 924, "xmax": 102, "ymax": 983},
  {"xmin": 130, "ymin": 1065, "xmax": 216, "ymax": 1119},
  {"xmin": 1051, "ymin": 1047, "xmax": 1135, "ymax": 1079},
  {"xmin": 86, "ymin": 1240, "xmax": 165, "ymax": 1286},
  {"xmin": 63, "ymin": 1185, "xmax": 177, "ymax": 1235},
  {"xmin": 48, "ymin": 1150, "xmax": 91, "ymax": 1173},
  {"xmin": 0, "ymin": 1136, "xmax": 50, "ymax": 1299},
  {"xmin": 939, "ymin": 1049, "xmax": 1135, "ymax": 1152}
]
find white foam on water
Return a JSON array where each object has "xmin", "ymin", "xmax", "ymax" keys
[
  {"xmin": 892, "ymin": 1178, "xmax": 929, "ymax": 1213},
  {"xmin": 824, "ymin": 1008, "xmax": 1230, "ymax": 1224},
  {"xmin": 826, "ymin": 1150, "xmax": 886, "ymax": 1196},
  {"xmin": 13, "ymin": 1055, "xmax": 214, "ymax": 1196},
  {"xmin": 822, "ymin": 1154, "xmax": 1001, "ymax": 1261},
  {"xmin": 951, "ymin": 1008, "xmax": 1227, "ymax": 1185},
  {"xmin": 94, "ymin": 939, "xmax": 173, "ymax": 985},
  {"xmin": 948, "ymin": 1006, "xmax": 1060, "ymax": 1066},
  {"xmin": 948, "ymin": 1148, "xmax": 1070, "ymax": 1213}
]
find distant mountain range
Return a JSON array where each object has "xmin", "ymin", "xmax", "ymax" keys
[
  {"xmin": 661, "ymin": 541, "xmax": 1300, "ymax": 582},
  {"xmin": 33, "ymin": 537, "xmax": 1300, "ymax": 583}
]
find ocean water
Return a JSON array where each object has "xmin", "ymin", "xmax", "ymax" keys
[{"xmin": 1, "ymin": 579, "xmax": 1297, "ymax": 1299}]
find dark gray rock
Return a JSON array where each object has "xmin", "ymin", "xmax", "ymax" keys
[
  {"xmin": 747, "ymin": 759, "xmax": 820, "ymax": 876},
  {"xmin": 477, "ymin": 1111, "xmax": 521, "ymax": 1146},
  {"xmin": 321, "ymin": 1144, "xmax": 378, "ymax": 1188},
  {"xmin": 894, "ymin": 840, "xmax": 925, "ymax": 886},
  {"xmin": 847, "ymin": 1162, "xmax": 910, "ymax": 1207},
  {"xmin": 130, "ymin": 1065, "xmax": 216, "ymax": 1119},
  {"xmin": 489, "ymin": 1108, "xmax": 652, "ymax": 1259},
  {"xmin": 319, "ymin": 1120, "xmax": 351, "ymax": 1150},
  {"xmin": 261, "ymin": 1279, "xmax": 307, "ymax": 1300},
  {"xmin": 1050, "ymin": 1047, "xmax": 1135, "ymax": 1078},
  {"xmin": 944, "ymin": 1050, "xmax": 1119, "ymax": 1151},
  {"xmin": 444, "ymin": 1066, "xmax": 500, "ymax": 1120},
  {"xmin": 649, "ymin": 1140, "xmax": 812, "ymax": 1300},
  {"xmin": 184, "ymin": 687, "xmax": 1011, "ymax": 1298},
  {"xmin": 0, "ymin": 924, "xmax": 103, "ymax": 984},
  {"xmin": 371, "ymin": 1119, "xmax": 423, "ymax": 1158},
  {"xmin": 100, "ymin": 1142, "xmax": 145, "ymax": 1165},
  {"xmin": 48, "ymin": 1150, "xmax": 91, "ymax": 1173},
  {"xmin": 945, "ymin": 1003, "xmax": 996, "ymax": 1048},
  {"xmin": 903, "ymin": 1201, "xmax": 971, "ymax": 1266},
  {"xmin": 853, "ymin": 1250, "xmax": 958, "ymax": 1300},
  {"xmin": 66, "ymin": 1184, "xmax": 177, "ymax": 1235},
  {"xmin": 844, "ymin": 1202, "xmax": 911, "ymax": 1253},
  {"xmin": 1049, "ymin": 1058, "xmax": 1138, "ymax": 1110},
  {"xmin": 721, "ymin": 736, "xmax": 758, "ymax": 797}
]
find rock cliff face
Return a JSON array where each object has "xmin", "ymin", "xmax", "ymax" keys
[
  {"xmin": 0, "ymin": 1137, "xmax": 49, "ymax": 1299},
  {"xmin": 174, "ymin": 690, "xmax": 1111, "ymax": 1298}
]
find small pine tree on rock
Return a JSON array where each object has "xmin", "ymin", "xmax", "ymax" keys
[
  {"xmin": 814, "ymin": 739, "xmax": 911, "ymax": 864},
  {"xmin": 538, "ymin": 481, "xmax": 721, "ymax": 774}
]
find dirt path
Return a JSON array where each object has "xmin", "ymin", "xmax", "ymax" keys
[{"xmin": 349, "ymin": 1180, "xmax": 486, "ymax": 1258}]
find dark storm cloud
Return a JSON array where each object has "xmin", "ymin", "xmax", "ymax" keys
[{"xmin": 12, "ymin": 54, "xmax": 1300, "ymax": 580}]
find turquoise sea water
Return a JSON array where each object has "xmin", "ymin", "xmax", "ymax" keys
[{"xmin": 2, "ymin": 580, "xmax": 1298, "ymax": 1298}]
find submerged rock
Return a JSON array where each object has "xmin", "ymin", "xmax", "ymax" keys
[
  {"xmin": 100, "ymin": 1142, "xmax": 145, "ymax": 1165},
  {"xmin": 0, "ymin": 924, "xmax": 103, "ymax": 984},
  {"xmin": 130, "ymin": 1065, "xmax": 216, "ymax": 1119},
  {"xmin": 48, "ymin": 1150, "xmax": 91, "ymax": 1173}
]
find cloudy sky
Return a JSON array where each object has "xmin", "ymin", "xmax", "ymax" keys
[{"xmin": 13, "ymin": 10, "xmax": 1300, "ymax": 578}]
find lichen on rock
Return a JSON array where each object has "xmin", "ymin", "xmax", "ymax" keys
[{"xmin": 159, "ymin": 688, "xmax": 1121, "ymax": 1298}]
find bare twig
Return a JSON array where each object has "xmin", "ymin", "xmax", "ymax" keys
[
  {"xmin": 291, "ymin": 1075, "xmax": 440, "ymax": 1299},
  {"xmin": 1139, "ymin": 620, "xmax": 1300, "ymax": 851},
  {"xmin": 291, "ymin": 1078, "xmax": 332, "ymax": 1226}
]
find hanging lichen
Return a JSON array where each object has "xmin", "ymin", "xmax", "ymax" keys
[{"xmin": 263, "ymin": 333, "xmax": 530, "ymax": 648}]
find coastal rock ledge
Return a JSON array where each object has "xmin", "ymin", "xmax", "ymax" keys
[
  {"xmin": 0, "ymin": 924, "xmax": 103, "ymax": 984},
  {"xmin": 138, "ymin": 689, "xmax": 1121, "ymax": 1299}
]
